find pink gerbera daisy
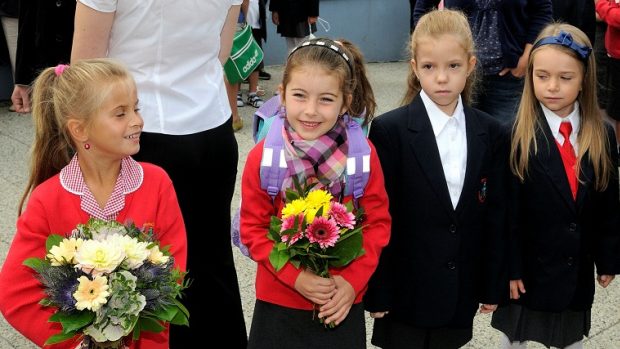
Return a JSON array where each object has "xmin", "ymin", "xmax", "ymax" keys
[
  {"xmin": 329, "ymin": 202, "xmax": 356, "ymax": 229},
  {"xmin": 281, "ymin": 214, "xmax": 304, "ymax": 245},
  {"xmin": 306, "ymin": 217, "xmax": 340, "ymax": 249}
]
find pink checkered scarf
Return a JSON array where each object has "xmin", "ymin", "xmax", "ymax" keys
[{"xmin": 282, "ymin": 118, "xmax": 349, "ymax": 198}]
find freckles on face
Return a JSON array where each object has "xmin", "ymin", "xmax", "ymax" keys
[
  {"xmin": 532, "ymin": 47, "xmax": 584, "ymax": 117},
  {"xmin": 282, "ymin": 65, "xmax": 346, "ymax": 141}
]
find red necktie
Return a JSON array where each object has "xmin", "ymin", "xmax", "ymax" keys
[{"xmin": 557, "ymin": 122, "xmax": 577, "ymax": 200}]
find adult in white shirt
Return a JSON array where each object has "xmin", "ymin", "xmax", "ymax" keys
[{"xmin": 71, "ymin": 1, "xmax": 247, "ymax": 347}]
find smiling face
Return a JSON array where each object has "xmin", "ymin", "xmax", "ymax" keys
[
  {"xmin": 532, "ymin": 46, "xmax": 583, "ymax": 117},
  {"xmin": 280, "ymin": 65, "xmax": 349, "ymax": 140},
  {"xmin": 85, "ymin": 79, "xmax": 143, "ymax": 159},
  {"xmin": 412, "ymin": 34, "xmax": 476, "ymax": 115}
]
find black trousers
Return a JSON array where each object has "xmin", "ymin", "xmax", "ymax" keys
[{"xmin": 133, "ymin": 117, "xmax": 247, "ymax": 348}]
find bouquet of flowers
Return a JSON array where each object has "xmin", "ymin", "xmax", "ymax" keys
[
  {"xmin": 23, "ymin": 218, "xmax": 189, "ymax": 349},
  {"xmin": 268, "ymin": 178, "xmax": 366, "ymax": 283}
]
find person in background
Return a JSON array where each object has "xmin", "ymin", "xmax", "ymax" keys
[
  {"xmin": 594, "ymin": 8, "xmax": 610, "ymax": 117},
  {"xmin": 364, "ymin": 9, "xmax": 509, "ymax": 349},
  {"xmin": 71, "ymin": 1, "xmax": 248, "ymax": 347},
  {"xmin": 11, "ymin": 0, "xmax": 76, "ymax": 114},
  {"xmin": 410, "ymin": 0, "xmax": 418, "ymax": 32},
  {"xmin": 492, "ymin": 23, "xmax": 620, "ymax": 349},
  {"xmin": 0, "ymin": 0, "xmax": 17, "ymax": 111},
  {"xmin": 270, "ymin": 0, "xmax": 319, "ymax": 56},
  {"xmin": 551, "ymin": 0, "xmax": 596, "ymax": 44},
  {"xmin": 596, "ymin": 0, "xmax": 620, "ymax": 145}
]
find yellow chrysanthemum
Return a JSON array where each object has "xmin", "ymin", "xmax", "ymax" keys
[
  {"xmin": 73, "ymin": 275, "xmax": 109, "ymax": 311},
  {"xmin": 305, "ymin": 189, "xmax": 332, "ymax": 210},
  {"xmin": 304, "ymin": 206, "xmax": 326, "ymax": 223},
  {"xmin": 47, "ymin": 238, "xmax": 83, "ymax": 266},
  {"xmin": 281, "ymin": 198, "xmax": 307, "ymax": 219}
]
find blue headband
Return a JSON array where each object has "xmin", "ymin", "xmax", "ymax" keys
[
  {"xmin": 533, "ymin": 31, "xmax": 592, "ymax": 61},
  {"xmin": 288, "ymin": 39, "xmax": 353, "ymax": 73}
]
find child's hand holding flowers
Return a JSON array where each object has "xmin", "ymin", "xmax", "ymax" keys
[{"xmin": 268, "ymin": 178, "xmax": 366, "ymax": 326}]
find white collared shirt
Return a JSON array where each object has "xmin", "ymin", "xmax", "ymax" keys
[
  {"xmin": 79, "ymin": 0, "xmax": 243, "ymax": 135},
  {"xmin": 541, "ymin": 102, "xmax": 581, "ymax": 153},
  {"xmin": 420, "ymin": 90, "xmax": 468, "ymax": 209}
]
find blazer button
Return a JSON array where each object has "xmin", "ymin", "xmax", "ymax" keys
[
  {"xmin": 447, "ymin": 261, "xmax": 456, "ymax": 270},
  {"xmin": 569, "ymin": 223, "xmax": 577, "ymax": 232},
  {"xmin": 449, "ymin": 224, "xmax": 457, "ymax": 234},
  {"xmin": 567, "ymin": 257, "xmax": 574, "ymax": 266},
  {"xmin": 56, "ymin": 0, "xmax": 62, "ymax": 7}
]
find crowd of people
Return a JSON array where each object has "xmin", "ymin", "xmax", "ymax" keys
[{"xmin": 0, "ymin": 1, "xmax": 619, "ymax": 349}]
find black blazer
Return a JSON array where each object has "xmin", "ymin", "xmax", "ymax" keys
[
  {"xmin": 14, "ymin": 0, "xmax": 75, "ymax": 85},
  {"xmin": 363, "ymin": 95, "xmax": 509, "ymax": 328},
  {"xmin": 507, "ymin": 117, "xmax": 620, "ymax": 312},
  {"xmin": 269, "ymin": 0, "xmax": 319, "ymax": 38}
]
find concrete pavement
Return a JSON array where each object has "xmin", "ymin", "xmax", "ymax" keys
[{"xmin": 1, "ymin": 62, "xmax": 619, "ymax": 348}]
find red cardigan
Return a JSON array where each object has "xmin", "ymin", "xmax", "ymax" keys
[
  {"xmin": 596, "ymin": 0, "xmax": 620, "ymax": 59},
  {"xmin": 240, "ymin": 139, "xmax": 391, "ymax": 310},
  {"xmin": 0, "ymin": 162, "xmax": 187, "ymax": 349}
]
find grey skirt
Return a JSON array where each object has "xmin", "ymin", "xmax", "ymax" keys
[{"xmin": 491, "ymin": 304, "xmax": 590, "ymax": 348}]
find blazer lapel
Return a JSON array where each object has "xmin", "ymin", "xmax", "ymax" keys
[
  {"xmin": 407, "ymin": 95, "xmax": 455, "ymax": 216},
  {"xmin": 537, "ymin": 120, "xmax": 577, "ymax": 212},
  {"xmin": 455, "ymin": 108, "xmax": 486, "ymax": 215}
]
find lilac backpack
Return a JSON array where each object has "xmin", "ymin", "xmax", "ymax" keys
[{"xmin": 231, "ymin": 95, "xmax": 371, "ymax": 257}]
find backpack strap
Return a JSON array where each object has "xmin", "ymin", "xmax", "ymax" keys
[
  {"xmin": 344, "ymin": 115, "xmax": 371, "ymax": 201},
  {"xmin": 253, "ymin": 95, "xmax": 281, "ymax": 143},
  {"xmin": 259, "ymin": 113, "xmax": 288, "ymax": 199}
]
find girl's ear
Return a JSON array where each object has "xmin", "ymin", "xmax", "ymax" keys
[
  {"xmin": 340, "ymin": 93, "xmax": 353, "ymax": 116},
  {"xmin": 410, "ymin": 58, "xmax": 418, "ymax": 78},
  {"xmin": 467, "ymin": 55, "xmax": 477, "ymax": 76},
  {"xmin": 278, "ymin": 84, "xmax": 285, "ymax": 104},
  {"xmin": 67, "ymin": 119, "xmax": 88, "ymax": 143}
]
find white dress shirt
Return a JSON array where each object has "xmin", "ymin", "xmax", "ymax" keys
[
  {"xmin": 79, "ymin": 0, "xmax": 243, "ymax": 135},
  {"xmin": 541, "ymin": 102, "xmax": 581, "ymax": 153},
  {"xmin": 420, "ymin": 90, "xmax": 468, "ymax": 209}
]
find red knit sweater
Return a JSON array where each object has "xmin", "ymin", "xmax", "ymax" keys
[
  {"xmin": 597, "ymin": 0, "xmax": 620, "ymax": 58},
  {"xmin": 240, "ymin": 139, "xmax": 391, "ymax": 310},
  {"xmin": 0, "ymin": 162, "xmax": 187, "ymax": 349}
]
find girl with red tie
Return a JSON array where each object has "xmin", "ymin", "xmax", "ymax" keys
[{"xmin": 492, "ymin": 23, "xmax": 620, "ymax": 349}]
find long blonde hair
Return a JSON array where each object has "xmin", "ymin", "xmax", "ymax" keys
[
  {"xmin": 19, "ymin": 59, "xmax": 133, "ymax": 214},
  {"xmin": 402, "ymin": 9, "xmax": 477, "ymax": 106},
  {"xmin": 511, "ymin": 23, "xmax": 611, "ymax": 190}
]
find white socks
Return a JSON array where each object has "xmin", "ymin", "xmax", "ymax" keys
[
  {"xmin": 500, "ymin": 335, "xmax": 527, "ymax": 349},
  {"xmin": 499, "ymin": 334, "xmax": 583, "ymax": 349}
]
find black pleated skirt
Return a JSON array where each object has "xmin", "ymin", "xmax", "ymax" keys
[
  {"xmin": 248, "ymin": 300, "xmax": 366, "ymax": 349},
  {"xmin": 371, "ymin": 315, "xmax": 473, "ymax": 349},
  {"xmin": 491, "ymin": 304, "xmax": 590, "ymax": 348}
]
